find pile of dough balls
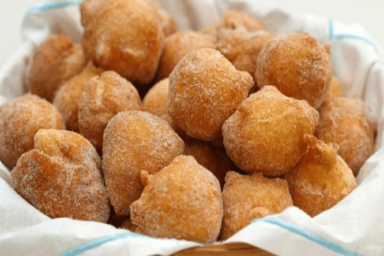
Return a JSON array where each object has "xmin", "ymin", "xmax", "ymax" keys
[{"xmin": 0, "ymin": 0, "xmax": 377, "ymax": 244}]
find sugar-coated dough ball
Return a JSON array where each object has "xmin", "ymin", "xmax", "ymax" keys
[
  {"xmin": 284, "ymin": 135, "xmax": 357, "ymax": 217},
  {"xmin": 78, "ymin": 71, "xmax": 142, "ymax": 153},
  {"xmin": 223, "ymin": 86, "xmax": 319, "ymax": 177},
  {"xmin": 130, "ymin": 155, "xmax": 223, "ymax": 243},
  {"xmin": 329, "ymin": 76, "xmax": 343, "ymax": 97},
  {"xmin": 315, "ymin": 96, "xmax": 376, "ymax": 175},
  {"xmin": 0, "ymin": 94, "xmax": 65, "ymax": 170},
  {"xmin": 155, "ymin": 31, "xmax": 214, "ymax": 81},
  {"xmin": 220, "ymin": 172, "xmax": 293, "ymax": 240},
  {"xmin": 222, "ymin": 11, "xmax": 264, "ymax": 32},
  {"xmin": 146, "ymin": 0, "xmax": 177, "ymax": 37},
  {"xmin": 215, "ymin": 28, "xmax": 254, "ymax": 61},
  {"xmin": 120, "ymin": 218, "xmax": 138, "ymax": 232},
  {"xmin": 80, "ymin": 0, "xmax": 164, "ymax": 86},
  {"xmin": 26, "ymin": 35, "xmax": 86, "ymax": 102},
  {"xmin": 11, "ymin": 129, "xmax": 110, "ymax": 222},
  {"xmin": 103, "ymin": 111, "xmax": 184, "ymax": 216},
  {"xmin": 169, "ymin": 48, "xmax": 253, "ymax": 141},
  {"xmin": 256, "ymin": 33, "xmax": 332, "ymax": 109},
  {"xmin": 53, "ymin": 63, "xmax": 103, "ymax": 132},
  {"xmin": 143, "ymin": 78, "xmax": 169, "ymax": 117}
]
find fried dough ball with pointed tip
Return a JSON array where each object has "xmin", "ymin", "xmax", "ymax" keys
[
  {"xmin": 256, "ymin": 33, "xmax": 332, "ymax": 109},
  {"xmin": 223, "ymin": 86, "xmax": 319, "ymax": 177},
  {"xmin": 284, "ymin": 135, "xmax": 357, "ymax": 217},
  {"xmin": 330, "ymin": 76, "xmax": 343, "ymax": 97},
  {"xmin": 103, "ymin": 111, "xmax": 184, "ymax": 216},
  {"xmin": 315, "ymin": 96, "xmax": 376, "ymax": 176},
  {"xmin": 146, "ymin": 0, "xmax": 177, "ymax": 37},
  {"xmin": 80, "ymin": 0, "xmax": 164, "ymax": 86},
  {"xmin": 155, "ymin": 31, "xmax": 214, "ymax": 81},
  {"xmin": 169, "ymin": 48, "xmax": 253, "ymax": 141},
  {"xmin": 53, "ymin": 63, "xmax": 103, "ymax": 132},
  {"xmin": 11, "ymin": 129, "xmax": 110, "ymax": 222},
  {"xmin": 220, "ymin": 172, "xmax": 293, "ymax": 240},
  {"xmin": 130, "ymin": 155, "xmax": 223, "ymax": 243},
  {"xmin": 0, "ymin": 94, "xmax": 65, "ymax": 170},
  {"xmin": 78, "ymin": 71, "xmax": 142, "ymax": 153},
  {"xmin": 26, "ymin": 35, "xmax": 86, "ymax": 102}
]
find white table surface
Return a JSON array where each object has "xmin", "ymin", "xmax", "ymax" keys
[{"xmin": 1, "ymin": 0, "xmax": 384, "ymax": 68}]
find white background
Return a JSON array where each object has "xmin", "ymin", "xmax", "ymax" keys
[{"xmin": 1, "ymin": 0, "xmax": 384, "ymax": 67}]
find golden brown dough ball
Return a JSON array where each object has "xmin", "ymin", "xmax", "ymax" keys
[
  {"xmin": 220, "ymin": 172, "xmax": 293, "ymax": 240},
  {"xmin": 315, "ymin": 96, "xmax": 376, "ymax": 176},
  {"xmin": 215, "ymin": 27, "xmax": 254, "ymax": 61},
  {"xmin": 155, "ymin": 31, "xmax": 214, "ymax": 81},
  {"xmin": 26, "ymin": 35, "xmax": 86, "ymax": 102},
  {"xmin": 53, "ymin": 63, "xmax": 103, "ymax": 132},
  {"xmin": 168, "ymin": 48, "xmax": 253, "ymax": 141},
  {"xmin": 130, "ymin": 155, "xmax": 223, "ymax": 243},
  {"xmin": 143, "ymin": 78, "xmax": 169, "ymax": 117},
  {"xmin": 0, "ymin": 94, "xmax": 65, "ymax": 170},
  {"xmin": 146, "ymin": 0, "xmax": 177, "ymax": 37},
  {"xmin": 222, "ymin": 86, "xmax": 319, "ymax": 177},
  {"xmin": 11, "ymin": 129, "xmax": 110, "ymax": 222},
  {"xmin": 120, "ymin": 218, "xmax": 138, "ymax": 232},
  {"xmin": 284, "ymin": 135, "xmax": 357, "ymax": 217},
  {"xmin": 222, "ymin": 11, "xmax": 265, "ymax": 32},
  {"xmin": 103, "ymin": 111, "xmax": 184, "ymax": 216},
  {"xmin": 330, "ymin": 76, "xmax": 343, "ymax": 97},
  {"xmin": 183, "ymin": 138, "xmax": 235, "ymax": 188},
  {"xmin": 256, "ymin": 33, "xmax": 332, "ymax": 109},
  {"xmin": 80, "ymin": 0, "xmax": 164, "ymax": 86},
  {"xmin": 78, "ymin": 71, "xmax": 142, "ymax": 153}
]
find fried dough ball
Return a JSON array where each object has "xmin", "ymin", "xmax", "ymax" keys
[
  {"xmin": 11, "ymin": 129, "xmax": 110, "ymax": 222},
  {"xmin": 78, "ymin": 71, "xmax": 142, "ymax": 153},
  {"xmin": 256, "ymin": 33, "xmax": 332, "ymax": 109},
  {"xmin": 315, "ymin": 96, "xmax": 376, "ymax": 176},
  {"xmin": 183, "ymin": 138, "xmax": 235, "ymax": 188},
  {"xmin": 169, "ymin": 48, "xmax": 253, "ymax": 141},
  {"xmin": 284, "ymin": 135, "xmax": 357, "ymax": 217},
  {"xmin": 26, "ymin": 35, "xmax": 86, "ymax": 102},
  {"xmin": 53, "ymin": 63, "xmax": 103, "ymax": 132},
  {"xmin": 220, "ymin": 172, "xmax": 293, "ymax": 240},
  {"xmin": 130, "ymin": 155, "xmax": 223, "ymax": 243},
  {"xmin": 80, "ymin": 0, "xmax": 164, "ymax": 86},
  {"xmin": 222, "ymin": 11, "xmax": 265, "ymax": 32},
  {"xmin": 103, "ymin": 111, "xmax": 184, "ymax": 216},
  {"xmin": 215, "ymin": 27, "xmax": 254, "ymax": 61},
  {"xmin": 120, "ymin": 218, "xmax": 138, "ymax": 232},
  {"xmin": 155, "ymin": 31, "xmax": 214, "ymax": 81},
  {"xmin": 223, "ymin": 86, "xmax": 319, "ymax": 177},
  {"xmin": 143, "ymin": 78, "xmax": 169, "ymax": 118},
  {"xmin": 0, "ymin": 94, "xmax": 65, "ymax": 170},
  {"xmin": 146, "ymin": 0, "xmax": 177, "ymax": 37},
  {"xmin": 330, "ymin": 76, "xmax": 343, "ymax": 97}
]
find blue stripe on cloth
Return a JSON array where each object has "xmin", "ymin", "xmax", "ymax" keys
[
  {"xmin": 59, "ymin": 231, "xmax": 149, "ymax": 256},
  {"xmin": 252, "ymin": 217, "xmax": 362, "ymax": 256},
  {"xmin": 26, "ymin": 0, "xmax": 83, "ymax": 14}
]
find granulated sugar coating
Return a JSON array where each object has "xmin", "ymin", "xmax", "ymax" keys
[
  {"xmin": 80, "ymin": 0, "xmax": 164, "ymax": 86},
  {"xmin": 78, "ymin": 71, "xmax": 142, "ymax": 153},
  {"xmin": 315, "ymin": 96, "xmax": 376, "ymax": 176},
  {"xmin": 220, "ymin": 172, "xmax": 293, "ymax": 240},
  {"xmin": 26, "ymin": 35, "xmax": 86, "ymax": 102},
  {"xmin": 143, "ymin": 78, "xmax": 169, "ymax": 118},
  {"xmin": 11, "ymin": 129, "xmax": 110, "ymax": 222},
  {"xmin": 256, "ymin": 33, "xmax": 332, "ymax": 109},
  {"xmin": 168, "ymin": 48, "xmax": 253, "ymax": 141},
  {"xmin": 222, "ymin": 86, "xmax": 319, "ymax": 177},
  {"xmin": 283, "ymin": 135, "xmax": 357, "ymax": 217},
  {"xmin": 0, "ymin": 94, "xmax": 65, "ymax": 170},
  {"xmin": 155, "ymin": 31, "xmax": 215, "ymax": 81},
  {"xmin": 102, "ymin": 111, "xmax": 184, "ymax": 216},
  {"xmin": 53, "ymin": 63, "xmax": 103, "ymax": 132},
  {"xmin": 130, "ymin": 155, "xmax": 223, "ymax": 243}
]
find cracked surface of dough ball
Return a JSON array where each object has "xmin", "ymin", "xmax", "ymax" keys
[
  {"xmin": 53, "ymin": 63, "xmax": 103, "ymax": 132},
  {"xmin": 78, "ymin": 71, "xmax": 142, "ymax": 153},
  {"xmin": 329, "ymin": 76, "xmax": 343, "ymax": 97},
  {"xmin": 0, "ymin": 94, "xmax": 65, "ymax": 170},
  {"xmin": 284, "ymin": 135, "xmax": 357, "ymax": 217},
  {"xmin": 155, "ymin": 31, "xmax": 214, "ymax": 81},
  {"xmin": 168, "ymin": 48, "xmax": 253, "ymax": 141},
  {"xmin": 223, "ymin": 86, "xmax": 319, "ymax": 177},
  {"xmin": 80, "ymin": 0, "xmax": 164, "ymax": 86},
  {"xmin": 26, "ymin": 35, "xmax": 86, "ymax": 102},
  {"xmin": 130, "ymin": 155, "xmax": 223, "ymax": 243},
  {"xmin": 315, "ymin": 96, "xmax": 376, "ymax": 176},
  {"xmin": 256, "ymin": 33, "xmax": 332, "ymax": 109},
  {"xmin": 11, "ymin": 129, "xmax": 110, "ymax": 222},
  {"xmin": 103, "ymin": 111, "xmax": 184, "ymax": 216},
  {"xmin": 220, "ymin": 171, "xmax": 293, "ymax": 240}
]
